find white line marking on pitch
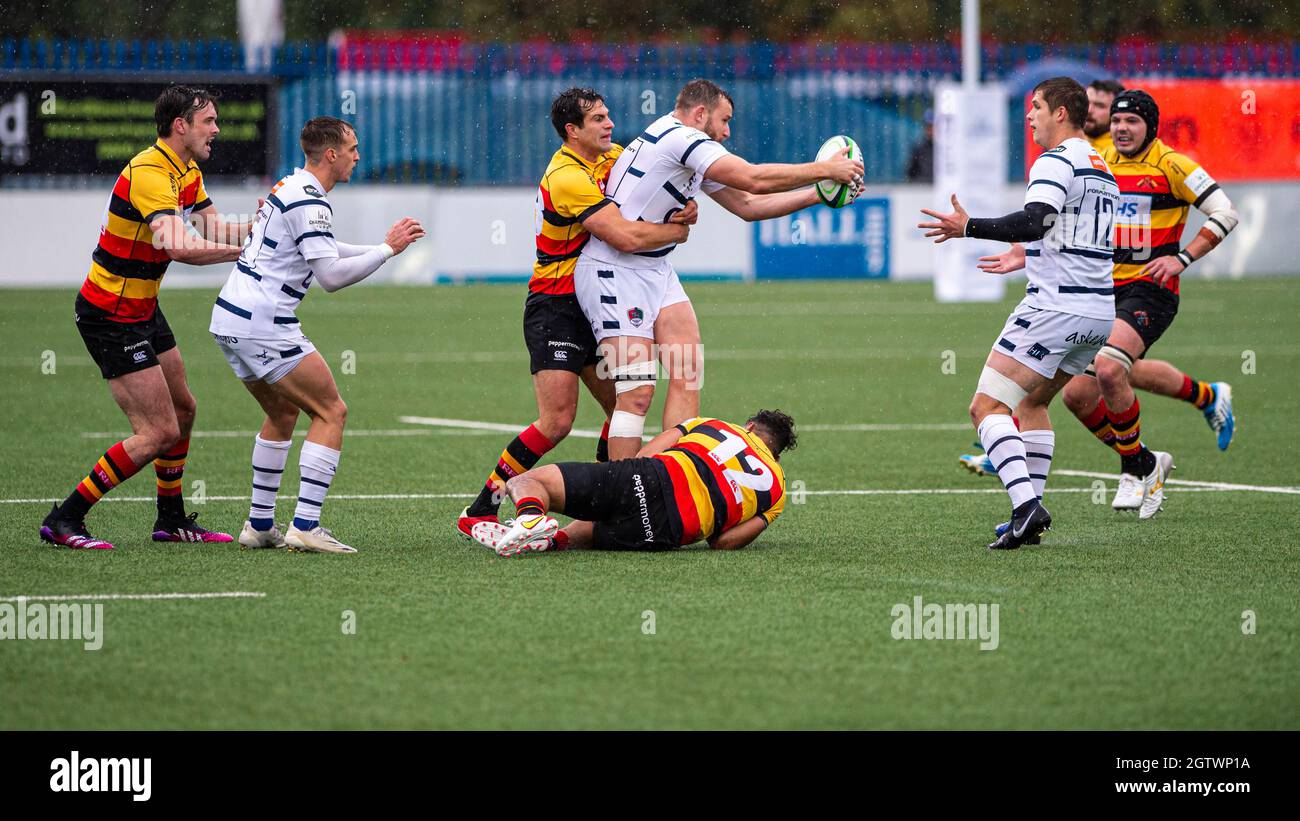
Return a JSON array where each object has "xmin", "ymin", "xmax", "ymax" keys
[
  {"xmin": 0, "ymin": 592, "xmax": 266, "ymax": 602},
  {"xmin": 1054, "ymin": 469, "xmax": 1300, "ymax": 495},
  {"xmin": 2, "ymin": 485, "xmax": 1291, "ymax": 506},
  {"xmin": 81, "ymin": 429, "xmax": 498, "ymax": 439},
  {"xmin": 397, "ymin": 416, "xmax": 972, "ymax": 437}
]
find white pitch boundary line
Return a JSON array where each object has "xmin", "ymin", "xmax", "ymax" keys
[
  {"xmin": 81, "ymin": 429, "xmax": 498, "ymax": 439},
  {"xmin": 1054, "ymin": 469, "xmax": 1300, "ymax": 495},
  {"xmin": 397, "ymin": 415, "xmax": 972, "ymax": 437},
  {"xmin": 0, "ymin": 486, "xmax": 1286, "ymax": 505},
  {"xmin": 0, "ymin": 592, "xmax": 266, "ymax": 602}
]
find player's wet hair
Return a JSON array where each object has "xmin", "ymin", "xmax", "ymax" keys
[
  {"xmin": 675, "ymin": 79, "xmax": 734, "ymax": 113},
  {"xmin": 551, "ymin": 87, "xmax": 605, "ymax": 141},
  {"xmin": 301, "ymin": 116, "xmax": 356, "ymax": 162},
  {"xmin": 748, "ymin": 409, "xmax": 797, "ymax": 458},
  {"xmin": 1032, "ymin": 77, "xmax": 1087, "ymax": 129},
  {"xmin": 1088, "ymin": 79, "xmax": 1126, "ymax": 97},
  {"xmin": 155, "ymin": 85, "xmax": 218, "ymax": 138}
]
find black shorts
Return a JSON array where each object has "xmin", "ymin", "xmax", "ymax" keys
[
  {"xmin": 1114, "ymin": 279, "xmax": 1180, "ymax": 355},
  {"xmin": 523, "ymin": 291, "xmax": 600, "ymax": 375},
  {"xmin": 75, "ymin": 300, "xmax": 177, "ymax": 380},
  {"xmin": 557, "ymin": 458, "xmax": 682, "ymax": 551}
]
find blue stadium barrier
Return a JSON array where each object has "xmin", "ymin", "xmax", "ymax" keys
[{"xmin": 6, "ymin": 38, "xmax": 1299, "ymax": 184}]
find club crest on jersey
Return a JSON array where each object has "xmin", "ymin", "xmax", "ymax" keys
[
  {"xmin": 1132, "ymin": 310, "xmax": 1150, "ymax": 328},
  {"xmin": 1026, "ymin": 343, "xmax": 1050, "ymax": 361},
  {"xmin": 627, "ymin": 307, "xmax": 644, "ymax": 327}
]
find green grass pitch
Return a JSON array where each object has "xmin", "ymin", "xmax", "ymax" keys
[{"xmin": 1, "ymin": 278, "xmax": 1296, "ymax": 729}]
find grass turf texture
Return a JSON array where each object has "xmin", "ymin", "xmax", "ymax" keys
[{"xmin": 1, "ymin": 279, "xmax": 1297, "ymax": 729}]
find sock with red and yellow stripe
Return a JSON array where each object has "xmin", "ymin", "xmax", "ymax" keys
[
  {"xmin": 514, "ymin": 496, "xmax": 546, "ymax": 520},
  {"xmin": 1080, "ymin": 399, "xmax": 1122, "ymax": 455},
  {"xmin": 1178, "ymin": 376, "xmax": 1217, "ymax": 410},
  {"xmin": 154, "ymin": 437, "xmax": 188, "ymax": 519},
  {"xmin": 1107, "ymin": 398, "xmax": 1156, "ymax": 476},
  {"xmin": 58, "ymin": 441, "xmax": 141, "ymax": 520},
  {"xmin": 466, "ymin": 424, "xmax": 554, "ymax": 517}
]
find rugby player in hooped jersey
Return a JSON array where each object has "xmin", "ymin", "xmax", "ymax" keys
[
  {"xmin": 455, "ymin": 88, "xmax": 699, "ymax": 540},
  {"xmin": 919, "ymin": 77, "xmax": 1119, "ymax": 550},
  {"xmin": 41, "ymin": 85, "xmax": 252, "ymax": 550},
  {"xmin": 470, "ymin": 410, "xmax": 794, "ymax": 557},
  {"xmin": 210, "ymin": 117, "xmax": 424, "ymax": 554},
  {"xmin": 576, "ymin": 79, "xmax": 865, "ymax": 462},
  {"xmin": 976, "ymin": 91, "xmax": 1240, "ymax": 521}
]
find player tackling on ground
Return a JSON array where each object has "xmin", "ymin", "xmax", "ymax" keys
[
  {"xmin": 41, "ymin": 85, "xmax": 252, "ymax": 549},
  {"xmin": 456, "ymin": 88, "xmax": 697, "ymax": 538},
  {"xmin": 919, "ymin": 77, "xmax": 1119, "ymax": 549},
  {"xmin": 470, "ymin": 410, "xmax": 794, "ymax": 556},
  {"xmin": 210, "ymin": 117, "xmax": 424, "ymax": 553},
  {"xmin": 576, "ymin": 79, "xmax": 864, "ymax": 461}
]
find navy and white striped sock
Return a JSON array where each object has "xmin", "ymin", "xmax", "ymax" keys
[
  {"xmin": 292, "ymin": 440, "xmax": 340, "ymax": 532},
  {"xmin": 977, "ymin": 414, "xmax": 1037, "ymax": 509},
  {"xmin": 1021, "ymin": 429, "xmax": 1055, "ymax": 501},
  {"xmin": 248, "ymin": 436, "xmax": 291, "ymax": 531}
]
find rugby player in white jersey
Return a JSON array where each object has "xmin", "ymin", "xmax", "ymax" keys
[
  {"xmin": 919, "ymin": 77, "xmax": 1120, "ymax": 550},
  {"xmin": 575, "ymin": 78, "xmax": 865, "ymax": 459},
  {"xmin": 209, "ymin": 117, "xmax": 424, "ymax": 554}
]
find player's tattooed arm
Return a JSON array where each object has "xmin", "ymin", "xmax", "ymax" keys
[
  {"xmin": 582, "ymin": 203, "xmax": 689, "ymax": 252},
  {"xmin": 707, "ymin": 516, "xmax": 768, "ymax": 551},
  {"xmin": 708, "ymin": 186, "xmax": 819, "ymax": 222}
]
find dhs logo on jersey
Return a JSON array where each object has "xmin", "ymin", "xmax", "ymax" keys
[
  {"xmin": 627, "ymin": 307, "xmax": 644, "ymax": 327},
  {"xmin": 1026, "ymin": 343, "xmax": 1051, "ymax": 361}
]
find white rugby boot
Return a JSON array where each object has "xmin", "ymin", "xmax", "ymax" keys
[
  {"xmin": 1138, "ymin": 451, "xmax": 1176, "ymax": 520},
  {"xmin": 285, "ymin": 524, "xmax": 358, "ymax": 554}
]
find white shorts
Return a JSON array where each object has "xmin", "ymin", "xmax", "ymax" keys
[
  {"xmin": 991, "ymin": 301, "xmax": 1111, "ymax": 379},
  {"xmin": 574, "ymin": 257, "xmax": 690, "ymax": 342},
  {"xmin": 213, "ymin": 333, "xmax": 316, "ymax": 384}
]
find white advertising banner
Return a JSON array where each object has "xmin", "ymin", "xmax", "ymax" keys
[{"xmin": 932, "ymin": 81, "xmax": 1009, "ymax": 302}]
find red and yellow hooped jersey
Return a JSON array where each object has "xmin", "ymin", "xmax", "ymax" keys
[
  {"xmin": 1105, "ymin": 137, "xmax": 1219, "ymax": 295},
  {"xmin": 655, "ymin": 418, "xmax": 787, "ymax": 544},
  {"xmin": 79, "ymin": 139, "xmax": 211, "ymax": 322},
  {"xmin": 529, "ymin": 144, "xmax": 622, "ymax": 295}
]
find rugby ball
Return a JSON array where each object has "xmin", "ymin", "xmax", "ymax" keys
[{"xmin": 815, "ymin": 135, "xmax": 861, "ymax": 209}]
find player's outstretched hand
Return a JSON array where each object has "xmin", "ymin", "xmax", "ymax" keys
[
  {"xmin": 669, "ymin": 199, "xmax": 699, "ymax": 226},
  {"xmin": 823, "ymin": 146, "xmax": 866, "ymax": 185},
  {"xmin": 977, "ymin": 243, "xmax": 1027, "ymax": 275},
  {"xmin": 1141, "ymin": 255, "xmax": 1185, "ymax": 287},
  {"xmin": 918, "ymin": 194, "xmax": 970, "ymax": 243},
  {"xmin": 385, "ymin": 218, "xmax": 426, "ymax": 254}
]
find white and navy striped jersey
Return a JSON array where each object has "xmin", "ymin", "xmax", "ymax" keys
[
  {"xmin": 209, "ymin": 168, "xmax": 337, "ymax": 339},
  {"xmin": 582, "ymin": 114, "xmax": 729, "ymax": 270},
  {"xmin": 1022, "ymin": 137, "xmax": 1120, "ymax": 321}
]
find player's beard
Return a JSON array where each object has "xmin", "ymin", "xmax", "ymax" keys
[{"xmin": 1083, "ymin": 120, "xmax": 1107, "ymax": 139}]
